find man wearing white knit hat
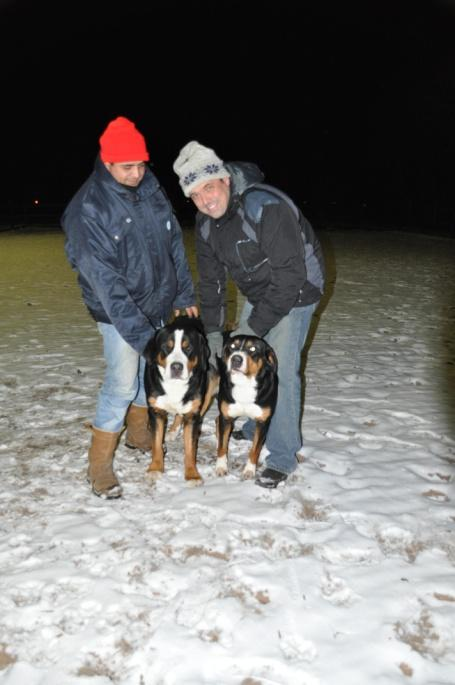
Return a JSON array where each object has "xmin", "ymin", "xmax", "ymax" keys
[{"xmin": 173, "ymin": 141, "xmax": 325, "ymax": 489}]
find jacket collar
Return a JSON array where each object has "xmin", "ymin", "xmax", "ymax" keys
[{"xmin": 94, "ymin": 155, "xmax": 160, "ymax": 200}]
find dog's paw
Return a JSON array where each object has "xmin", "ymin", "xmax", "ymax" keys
[
  {"xmin": 215, "ymin": 456, "xmax": 228, "ymax": 477},
  {"xmin": 165, "ymin": 429, "xmax": 181, "ymax": 442},
  {"xmin": 186, "ymin": 478, "xmax": 204, "ymax": 487},
  {"xmin": 145, "ymin": 469, "xmax": 163, "ymax": 483},
  {"xmin": 241, "ymin": 462, "xmax": 257, "ymax": 480}
]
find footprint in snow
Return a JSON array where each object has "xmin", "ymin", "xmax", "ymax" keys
[
  {"xmin": 406, "ymin": 464, "xmax": 452, "ymax": 483},
  {"xmin": 310, "ymin": 455, "xmax": 351, "ymax": 476},
  {"xmin": 421, "ymin": 489, "xmax": 449, "ymax": 502},
  {"xmin": 320, "ymin": 571, "xmax": 361, "ymax": 607},
  {"xmin": 279, "ymin": 632, "xmax": 317, "ymax": 662}
]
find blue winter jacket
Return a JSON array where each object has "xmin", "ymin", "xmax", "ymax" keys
[{"xmin": 61, "ymin": 157, "xmax": 195, "ymax": 354}]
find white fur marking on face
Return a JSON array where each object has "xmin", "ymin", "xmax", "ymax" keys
[
  {"xmin": 227, "ymin": 349, "xmax": 248, "ymax": 374},
  {"xmin": 163, "ymin": 329, "xmax": 190, "ymax": 381}
]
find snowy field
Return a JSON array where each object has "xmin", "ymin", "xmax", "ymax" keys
[{"xmin": 0, "ymin": 227, "xmax": 454, "ymax": 685}]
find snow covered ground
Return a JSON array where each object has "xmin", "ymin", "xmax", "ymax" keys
[{"xmin": 0, "ymin": 227, "xmax": 454, "ymax": 685}]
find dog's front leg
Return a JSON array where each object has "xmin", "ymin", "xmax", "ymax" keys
[
  {"xmin": 200, "ymin": 367, "xmax": 220, "ymax": 417},
  {"xmin": 182, "ymin": 413, "xmax": 203, "ymax": 483},
  {"xmin": 243, "ymin": 420, "xmax": 269, "ymax": 479},
  {"xmin": 216, "ymin": 410, "xmax": 234, "ymax": 476},
  {"xmin": 167, "ymin": 413, "xmax": 183, "ymax": 441},
  {"xmin": 146, "ymin": 409, "xmax": 167, "ymax": 479}
]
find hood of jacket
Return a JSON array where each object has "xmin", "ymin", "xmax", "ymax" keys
[
  {"xmin": 212, "ymin": 161, "xmax": 265, "ymax": 223},
  {"xmin": 225, "ymin": 161, "xmax": 264, "ymax": 197}
]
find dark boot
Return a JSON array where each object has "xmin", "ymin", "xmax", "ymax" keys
[
  {"xmin": 125, "ymin": 404, "xmax": 153, "ymax": 452},
  {"xmin": 255, "ymin": 467, "xmax": 288, "ymax": 489},
  {"xmin": 87, "ymin": 427, "xmax": 122, "ymax": 498}
]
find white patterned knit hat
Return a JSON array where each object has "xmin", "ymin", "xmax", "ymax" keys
[{"xmin": 173, "ymin": 141, "xmax": 229, "ymax": 196}]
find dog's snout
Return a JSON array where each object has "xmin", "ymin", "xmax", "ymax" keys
[
  {"xmin": 170, "ymin": 361, "xmax": 184, "ymax": 378},
  {"xmin": 231, "ymin": 354, "xmax": 243, "ymax": 369}
]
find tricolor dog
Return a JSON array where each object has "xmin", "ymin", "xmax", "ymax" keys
[
  {"xmin": 216, "ymin": 333, "xmax": 278, "ymax": 479},
  {"xmin": 143, "ymin": 316, "xmax": 218, "ymax": 483}
]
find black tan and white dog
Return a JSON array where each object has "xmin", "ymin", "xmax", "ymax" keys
[
  {"xmin": 143, "ymin": 316, "xmax": 218, "ymax": 484},
  {"xmin": 216, "ymin": 333, "xmax": 278, "ymax": 479}
]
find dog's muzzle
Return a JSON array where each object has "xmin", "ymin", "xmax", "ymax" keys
[
  {"xmin": 230, "ymin": 354, "xmax": 244, "ymax": 371},
  {"xmin": 170, "ymin": 362, "xmax": 184, "ymax": 378}
]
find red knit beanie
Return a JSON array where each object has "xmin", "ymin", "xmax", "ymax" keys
[{"xmin": 99, "ymin": 116, "xmax": 149, "ymax": 163}]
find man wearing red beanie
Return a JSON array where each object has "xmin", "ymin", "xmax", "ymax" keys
[{"xmin": 62, "ymin": 116, "xmax": 198, "ymax": 499}]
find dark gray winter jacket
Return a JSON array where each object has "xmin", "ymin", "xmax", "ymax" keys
[
  {"xmin": 195, "ymin": 162, "xmax": 325, "ymax": 337},
  {"xmin": 62, "ymin": 157, "xmax": 195, "ymax": 354}
]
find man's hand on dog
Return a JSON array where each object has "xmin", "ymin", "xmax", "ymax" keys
[{"xmin": 174, "ymin": 306, "xmax": 199, "ymax": 318}]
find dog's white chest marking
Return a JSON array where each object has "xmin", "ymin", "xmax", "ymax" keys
[
  {"xmin": 227, "ymin": 373, "xmax": 262, "ymax": 419},
  {"xmin": 155, "ymin": 379, "xmax": 193, "ymax": 415}
]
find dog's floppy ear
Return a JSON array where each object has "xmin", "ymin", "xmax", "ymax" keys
[
  {"xmin": 220, "ymin": 331, "xmax": 233, "ymax": 357},
  {"xmin": 215, "ymin": 353, "xmax": 227, "ymax": 376},
  {"xmin": 143, "ymin": 329, "xmax": 160, "ymax": 365},
  {"xmin": 191, "ymin": 316, "xmax": 206, "ymax": 337},
  {"xmin": 190, "ymin": 317, "xmax": 211, "ymax": 368},
  {"xmin": 265, "ymin": 342, "xmax": 278, "ymax": 373},
  {"xmin": 142, "ymin": 338, "xmax": 154, "ymax": 365},
  {"xmin": 200, "ymin": 332, "xmax": 211, "ymax": 368}
]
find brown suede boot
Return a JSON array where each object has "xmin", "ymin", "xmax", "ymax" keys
[
  {"xmin": 125, "ymin": 404, "xmax": 153, "ymax": 452},
  {"xmin": 87, "ymin": 427, "xmax": 122, "ymax": 498}
]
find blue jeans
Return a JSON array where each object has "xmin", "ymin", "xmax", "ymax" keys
[
  {"xmin": 239, "ymin": 301, "xmax": 317, "ymax": 475},
  {"xmin": 94, "ymin": 323, "xmax": 147, "ymax": 432}
]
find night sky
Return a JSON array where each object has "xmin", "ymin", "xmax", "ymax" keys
[{"xmin": 1, "ymin": 0, "xmax": 454, "ymax": 231}]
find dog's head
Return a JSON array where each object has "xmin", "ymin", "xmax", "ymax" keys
[
  {"xmin": 145, "ymin": 316, "xmax": 210, "ymax": 382},
  {"xmin": 220, "ymin": 334, "xmax": 278, "ymax": 379}
]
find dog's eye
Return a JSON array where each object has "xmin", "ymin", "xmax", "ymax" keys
[
  {"xmin": 249, "ymin": 346, "xmax": 256, "ymax": 352},
  {"xmin": 230, "ymin": 343, "xmax": 236, "ymax": 349}
]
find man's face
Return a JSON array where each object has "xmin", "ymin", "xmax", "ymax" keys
[
  {"xmin": 189, "ymin": 177, "xmax": 231, "ymax": 219},
  {"xmin": 105, "ymin": 161, "xmax": 146, "ymax": 187}
]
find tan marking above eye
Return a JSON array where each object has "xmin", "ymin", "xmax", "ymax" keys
[
  {"xmin": 182, "ymin": 338, "xmax": 189, "ymax": 349},
  {"xmin": 166, "ymin": 339, "xmax": 174, "ymax": 350}
]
